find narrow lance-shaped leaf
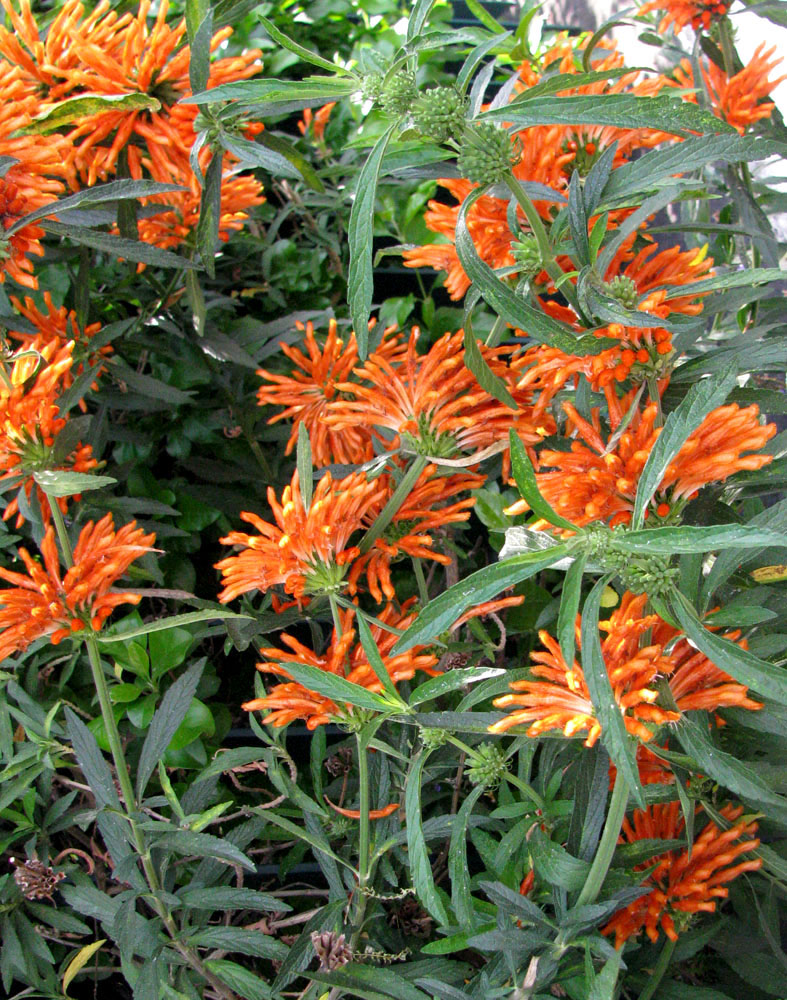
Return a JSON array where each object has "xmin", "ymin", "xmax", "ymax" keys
[
  {"xmin": 40, "ymin": 220, "xmax": 199, "ymax": 269},
  {"xmin": 407, "ymin": 749, "xmax": 449, "ymax": 925},
  {"xmin": 34, "ymin": 470, "xmax": 116, "ymax": 498},
  {"xmin": 631, "ymin": 365, "xmax": 738, "ymax": 528},
  {"xmin": 617, "ymin": 524, "xmax": 787, "ymax": 554},
  {"xmin": 188, "ymin": 8, "xmax": 213, "ymax": 94},
  {"xmin": 463, "ymin": 327, "xmax": 517, "ymax": 408},
  {"xmin": 350, "ymin": 125, "xmax": 396, "ymax": 359},
  {"xmin": 275, "ymin": 659, "xmax": 395, "ymax": 714},
  {"xmin": 96, "ymin": 610, "xmax": 253, "ymax": 643},
  {"xmin": 670, "ymin": 590, "xmax": 787, "ymax": 704},
  {"xmin": 406, "ymin": 0, "xmax": 437, "ymax": 41},
  {"xmin": 27, "ymin": 94, "xmax": 159, "ymax": 135},
  {"xmin": 509, "ymin": 428, "xmax": 580, "ymax": 531},
  {"xmin": 557, "ymin": 551, "xmax": 587, "ymax": 670},
  {"xmin": 196, "ymin": 152, "xmax": 222, "ymax": 278},
  {"xmin": 393, "ymin": 544, "xmax": 577, "ymax": 653},
  {"xmin": 356, "ymin": 611, "xmax": 404, "ymax": 703},
  {"xmin": 581, "ymin": 577, "xmax": 645, "ymax": 808},
  {"xmin": 297, "ymin": 422, "xmax": 313, "ymax": 511},
  {"xmin": 258, "ymin": 15, "xmax": 356, "ymax": 75}
]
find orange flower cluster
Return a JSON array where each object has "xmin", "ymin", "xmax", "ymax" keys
[
  {"xmin": 243, "ymin": 603, "xmax": 439, "ymax": 729},
  {"xmin": 0, "ymin": 0, "xmax": 265, "ymax": 272},
  {"xmin": 671, "ymin": 46, "xmax": 787, "ymax": 135},
  {"xmin": 506, "ymin": 387, "xmax": 775, "ymax": 529},
  {"xmin": 603, "ymin": 802, "xmax": 761, "ymax": 946},
  {"xmin": 0, "ymin": 339, "xmax": 99, "ymax": 525},
  {"xmin": 490, "ymin": 592, "xmax": 761, "ymax": 743},
  {"xmin": 640, "ymin": 0, "xmax": 732, "ymax": 34},
  {"xmin": 0, "ymin": 513, "xmax": 155, "ymax": 660}
]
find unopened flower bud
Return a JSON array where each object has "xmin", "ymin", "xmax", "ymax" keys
[
  {"xmin": 458, "ymin": 122, "xmax": 520, "ymax": 186},
  {"xmin": 605, "ymin": 275, "xmax": 639, "ymax": 310},
  {"xmin": 380, "ymin": 70, "xmax": 417, "ymax": 118},
  {"xmin": 466, "ymin": 742, "xmax": 509, "ymax": 790},
  {"xmin": 511, "ymin": 235, "xmax": 542, "ymax": 277},
  {"xmin": 412, "ymin": 86, "xmax": 468, "ymax": 143}
]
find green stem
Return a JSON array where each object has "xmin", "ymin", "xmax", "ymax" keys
[
  {"xmin": 350, "ymin": 730, "xmax": 371, "ymax": 949},
  {"xmin": 329, "ymin": 594, "xmax": 344, "ymax": 637},
  {"xmin": 504, "ymin": 173, "xmax": 581, "ymax": 314},
  {"xmin": 485, "ymin": 313, "xmax": 507, "ymax": 347},
  {"xmin": 636, "ymin": 937, "xmax": 676, "ymax": 1000},
  {"xmin": 48, "ymin": 499, "xmax": 236, "ymax": 1000},
  {"xmin": 412, "ymin": 558, "xmax": 429, "ymax": 605},
  {"xmin": 446, "ymin": 734, "xmax": 545, "ymax": 811},
  {"xmin": 359, "ymin": 455, "xmax": 428, "ymax": 554},
  {"xmin": 575, "ymin": 769, "xmax": 629, "ymax": 907}
]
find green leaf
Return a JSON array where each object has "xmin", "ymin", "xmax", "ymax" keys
[
  {"xmin": 62, "ymin": 939, "xmax": 106, "ymax": 998},
  {"xmin": 666, "ymin": 267, "xmax": 787, "ymax": 298},
  {"xmin": 617, "ymin": 524, "xmax": 787, "ymax": 554},
  {"xmin": 455, "ymin": 188, "xmax": 614, "ymax": 355},
  {"xmin": 33, "ymin": 470, "xmax": 116, "ymax": 498},
  {"xmin": 188, "ymin": 926, "xmax": 287, "ymax": 959},
  {"xmin": 529, "ymin": 826, "xmax": 591, "ymax": 891},
  {"xmin": 568, "ymin": 170, "xmax": 590, "ymax": 265},
  {"xmin": 317, "ymin": 966, "xmax": 432, "ymax": 1000},
  {"xmin": 676, "ymin": 715, "xmax": 787, "ymax": 817},
  {"xmin": 588, "ymin": 950, "xmax": 622, "ymax": 1000},
  {"xmin": 457, "ymin": 31, "xmax": 512, "ymax": 93},
  {"xmin": 64, "ymin": 708, "xmax": 121, "ymax": 812},
  {"xmin": 479, "ymin": 880, "xmax": 556, "ymax": 928},
  {"xmin": 274, "ymin": 659, "xmax": 394, "ymax": 713},
  {"xmin": 219, "ymin": 131, "xmax": 307, "ymax": 182},
  {"xmin": 581, "ymin": 578, "xmax": 644, "ymax": 808},
  {"xmin": 393, "ymin": 544, "xmax": 576, "ymax": 653},
  {"xmin": 260, "ymin": 811, "xmax": 358, "ymax": 874},
  {"xmin": 97, "ymin": 610, "xmax": 253, "ymax": 642},
  {"xmin": 188, "ymin": 76, "xmax": 357, "ymax": 109},
  {"xmin": 481, "ymin": 94, "xmax": 736, "ymax": 136},
  {"xmin": 464, "ymin": 0, "xmax": 507, "ymax": 32},
  {"xmin": 178, "ymin": 886, "xmax": 289, "ymax": 912},
  {"xmin": 602, "ymin": 135, "xmax": 787, "ymax": 203},
  {"xmin": 258, "ymin": 15, "xmax": 354, "ymax": 75},
  {"xmin": 350, "ymin": 125, "xmax": 396, "ymax": 360},
  {"xmin": 450, "ymin": 784, "xmax": 486, "ymax": 928},
  {"xmin": 509, "ymin": 428, "xmax": 579, "ymax": 531},
  {"xmin": 297, "ymin": 422, "xmax": 313, "ymax": 511},
  {"xmin": 407, "ymin": 0, "xmax": 437, "ymax": 41},
  {"xmin": 39, "ymin": 220, "xmax": 198, "ymax": 269},
  {"xmin": 463, "ymin": 328, "xmax": 517, "ymax": 408},
  {"xmin": 153, "ymin": 830, "xmax": 255, "ymax": 870},
  {"xmin": 28, "ymin": 94, "xmax": 159, "ymax": 135},
  {"xmin": 356, "ymin": 610, "xmax": 402, "ymax": 702},
  {"xmin": 407, "ymin": 750, "xmax": 449, "ymax": 925},
  {"xmin": 187, "ymin": 8, "xmax": 213, "ymax": 94},
  {"xmin": 409, "ymin": 667, "xmax": 505, "ymax": 707},
  {"xmin": 558, "ymin": 551, "xmax": 587, "ymax": 669},
  {"xmin": 136, "ymin": 661, "xmax": 204, "ymax": 798},
  {"xmin": 512, "ymin": 69, "xmax": 642, "ymax": 105},
  {"xmin": 8, "ymin": 179, "xmax": 186, "ymax": 233},
  {"xmin": 204, "ymin": 960, "xmax": 272, "ymax": 1000},
  {"xmin": 631, "ymin": 366, "xmax": 738, "ymax": 528},
  {"xmin": 670, "ymin": 591, "xmax": 787, "ymax": 704},
  {"xmin": 196, "ymin": 153, "xmax": 222, "ymax": 278}
]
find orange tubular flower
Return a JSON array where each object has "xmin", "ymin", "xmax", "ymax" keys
[
  {"xmin": 325, "ymin": 329, "xmax": 554, "ymax": 464},
  {"xmin": 242, "ymin": 603, "xmax": 439, "ymax": 729},
  {"xmin": 639, "ymin": 0, "xmax": 731, "ymax": 34},
  {"xmin": 671, "ymin": 48, "xmax": 786, "ymax": 134},
  {"xmin": 216, "ymin": 470, "xmax": 387, "ymax": 604},
  {"xmin": 349, "ymin": 464, "xmax": 484, "ymax": 602},
  {"xmin": 257, "ymin": 319, "xmax": 405, "ymax": 468},
  {"xmin": 0, "ymin": 339, "xmax": 98, "ymax": 525},
  {"xmin": 0, "ymin": 514, "xmax": 156, "ymax": 660},
  {"xmin": 510, "ymin": 390, "xmax": 775, "ymax": 529},
  {"xmin": 490, "ymin": 593, "xmax": 680, "ymax": 745},
  {"xmin": 603, "ymin": 802, "xmax": 761, "ymax": 947},
  {"xmin": 298, "ymin": 102, "xmax": 336, "ymax": 142}
]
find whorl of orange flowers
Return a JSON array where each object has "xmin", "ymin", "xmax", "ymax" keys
[
  {"xmin": 489, "ymin": 592, "xmax": 679, "ymax": 745},
  {"xmin": 243, "ymin": 603, "xmax": 439, "ymax": 729},
  {"xmin": 490, "ymin": 592, "xmax": 762, "ymax": 744},
  {"xmin": 348, "ymin": 464, "xmax": 484, "ymax": 602},
  {"xmin": 325, "ymin": 328, "xmax": 554, "ymax": 463},
  {"xmin": 215, "ymin": 470, "xmax": 387, "ymax": 604},
  {"xmin": 672, "ymin": 46, "xmax": 787, "ymax": 135},
  {"xmin": 256, "ymin": 319, "xmax": 406, "ymax": 468},
  {"xmin": 0, "ymin": 339, "xmax": 98, "ymax": 525},
  {"xmin": 640, "ymin": 0, "xmax": 731, "ymax": 34},
  {"xmin": 603, "ymin": 802, "xmax": 761, "ymax": 947},
  {"xmin": 0, "ymin": 513, "xmax": 156, "ymax": 660},
  {"xmin": 507, "ymin": 390, "xmax": 775, "ymax": 529}
]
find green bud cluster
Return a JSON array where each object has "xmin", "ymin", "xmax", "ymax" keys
[
  {"xmin": 360, "ymin": 73, "xmax": 384, "ymax": 102},
  {"xmin": 457, "ymin": 122, "xmax": 520, "ymax": 186},
  {"xmin": 511, "ymin": 235, "xmax": 542, "ymax": 277},
  {"xmin": 584, "ymin": 527, "xmax": 680, "ymax": 597},
  {"xmin": 605, "ymin": 275, "xmax": 639, "ymax": 309},
  {"xmin": 380, "ymin": 70, "xmax": 417, "ymax": 118},
  {"xmin": 411, "ymin": 86, "xmax": 468, "ymax": 143},
  {"xmin": 420, "ymin": 727, "xmax": 450, "ymax": 751},
  {"xmin": 466, "ymin": 743, "xmax": 509, "ymax": 790}
]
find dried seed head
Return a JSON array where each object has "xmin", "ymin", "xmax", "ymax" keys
[
  {"xmin": 10, "ymin": 858, "xmax": 65, "ymax": 901},
  {"xmin": 311, "ymin": 930, "xmax": 353, "ymax": 970}
]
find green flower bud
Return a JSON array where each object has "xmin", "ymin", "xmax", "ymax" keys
[
  {"xmin": 605, "ymin": 275, "xmax": 639, "ymax": 310},
  {"xmin": 466, "ymin": 743, "xmax": 509, "ymax": 790},
  {"xmin": 411, "ymin": 86, "xmax": 468, "ymax": 143},
  {"xmin": 360, "ymin": 73, "xmax": 384, "ymax": 103},
  {"xmin": 457, "ymin": 122, "xmax": 520, "ymax": 186},
  {"xmin": 380, "ymin": 70, "xmax": 417, "ymax": 118},
  {"xmin": 420, "ymin": 727, "xmax": 450, "ymax": 751},
  {"xmin": 511, "ymin": 235, "xmax": 542, "ymax": 277}
]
